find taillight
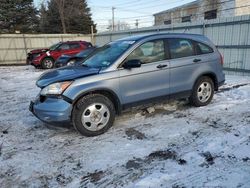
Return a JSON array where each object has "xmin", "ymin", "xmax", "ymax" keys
[{"xmin": 219, "ymin": 52, "xmax": 224, "ymax": 65}]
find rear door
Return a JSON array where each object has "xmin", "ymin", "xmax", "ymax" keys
[
  {"xmin": 168, "ymin": 38, "xmax": 201, "ymax": 95},
  {"xmin": 119, "ymin": 39, "xmax": 170, "ymax": 105},
  {"xmin": 66, "ymin": 42, "xmax": 83, "ymax": 56}
]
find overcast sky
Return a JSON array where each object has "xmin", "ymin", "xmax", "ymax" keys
[{"xmin": 34, "ymin": 0, "xmax": 195, "ymax": 31}]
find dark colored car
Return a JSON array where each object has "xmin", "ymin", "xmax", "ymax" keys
[
  {"xmin": 54, "ymin": 47, "xmax": 97, "ymax": 68},
  {"xmin": 27, "ymin": 41, "xmax": 92, "ymax": 69},
  {"xmin": 30, "ymin": 33, "xmax": 225, "ymax": 136}
]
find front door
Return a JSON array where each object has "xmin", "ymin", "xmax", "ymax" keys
[{"xmin": 119, "ymin": 39, "xmax": 170, "ymax": 105}]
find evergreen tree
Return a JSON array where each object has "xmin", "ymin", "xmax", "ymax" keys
[
  {"xmin": 0, "ymin": 0, "xmax": 39, "ymax": 33},
  {"xmin": 39, "ymin": 0, "xmax": 62, "ymax": 33},
  {"xmin": 39, "ymin": 0, "xmax": 96, "ymax": 34},
  {"xmin": 39, "ymin": 3, "xmax": 49, "ymax": 33},
  {"xmin": 64, "ymin": 0, "xmax": 96, "ymax": 33}
]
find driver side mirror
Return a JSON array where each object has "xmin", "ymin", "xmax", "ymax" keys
[{"xmin": 122, "ymin": 59, "xmax": 141, "ymax": 69}]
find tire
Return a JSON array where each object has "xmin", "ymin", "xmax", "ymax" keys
[
  {"xmin": 72, "ymin": 94, "xmax": 116, "ymax": 136},
  {"xmin": 189, "ymin": 76, "xmax": 214, "ymax": 107},
  {"xmin": 41, "ymin": 57, "xmax": 54, "ymax": 69}
]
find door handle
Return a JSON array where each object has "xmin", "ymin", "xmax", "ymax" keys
[
  {"xmin": 157, "ymin": 64, "xmax": 168, "ymax": 69},
  {"xmin": 193, "ymin": 59, "xmax": 201, "ymax": 63}
]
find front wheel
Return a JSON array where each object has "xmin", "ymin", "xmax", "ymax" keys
[
  {"xmin": 189, "ymin": 76, "xmax": 214, "ymax": 107},
  {"xmin": 72, "ymin": 94, "xmax": 116, "ymax": 136},
  {"xmin": 41, "ymin": 57, "xmax": 54, "ymax": 69}
]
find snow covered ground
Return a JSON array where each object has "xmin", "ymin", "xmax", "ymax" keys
[{"xmin": 0, "ymin": 66, "xmax": 250, "ymax": 188}]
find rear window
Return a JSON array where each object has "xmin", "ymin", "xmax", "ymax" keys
[
  {"xmin": 196, "ymin": 42, "xmax": 214, "ymax": 54},
  {"xmin": 168, "ymin": 38, "xmax": 194, "ymax": 59}
]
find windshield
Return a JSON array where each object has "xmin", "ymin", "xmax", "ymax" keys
[
  {"xmin": 83, "ymin": 40, "xmax": 135, "ymax": 68},
  {"xmin": 76, "ymin": 48, "xmax": 96, "ymax": 58},
  {"xmin": 49, "ymin": 42, "xmax": 61, "ymax": 50}
]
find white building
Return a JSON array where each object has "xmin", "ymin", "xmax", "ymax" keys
[{"xmin": 154, "ymin": 0, "xmax": 250, "ymax": 26}]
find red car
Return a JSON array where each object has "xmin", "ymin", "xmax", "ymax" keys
[{"xmin": 27, "ymin": 41, "xmax": 92, "ymax": 69}]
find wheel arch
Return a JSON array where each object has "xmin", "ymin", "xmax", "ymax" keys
[
  {"xmin": 72, "ymin": 88, "xmax": 122, "ymax": 115},
  {"xmin": 195, "ymin": 72, "xmax": 218, "ymax": 91},
  {"xmin": 42, "ymin": 56, "xmax": 55, "ymax": 62}
]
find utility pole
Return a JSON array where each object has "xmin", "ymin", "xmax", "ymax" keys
[
  {"xmin": 112, "ymin": 7, "xmax": 115, "ymax": 31},
  {"xmin": 91, "ymin": 25, "xmax": 94, "ymax": 44},
  {"xmin": 135, "ymin": 19, "xmax": 139, "ymax": 29}
]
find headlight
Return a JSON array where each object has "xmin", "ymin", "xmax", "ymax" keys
[
  {"xmin": 67, "ymin": 60, "xmax": 76, "ymax": 66},
  {"xmin": 40, "ymin": 81, "xmax": 72, "ymax": 96},
  {"xmin": 33, "ymin": 53, "xmax": 41, "ymax": 58}
]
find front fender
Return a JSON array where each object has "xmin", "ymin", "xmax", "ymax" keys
[{"xmin": 62, "ymin": 72, "xmax": 121, "ymax": 104}]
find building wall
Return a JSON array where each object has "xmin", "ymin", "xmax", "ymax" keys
[
  {"xmin": 235, "ymin": 0, "xmax": 250, "ymax": 16},
  {"xmin": 154, "ymin": 0, "xmax": 236, "ymax": 26}
]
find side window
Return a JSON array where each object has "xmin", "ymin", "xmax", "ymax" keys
[
  {"xmin": 196, "ymin": 42, "xmax": 213, "ymax": 54},
  {"xmin": 86, "ymin": 42, "xmax": 93, "ymax": 48},
  {"xmin": 168, "ymin": 38, "xmax": 194, "ymax": 59},
  {"xmin": 58, "ymin": 43, "xmax": 70, "ymax": 50},
  {"xmin": 126, "ymin": 40, "xmax": 165, "ymax": 64},
  {"xmin": 69, "ymin": 43, "xmax": 81, "ymax": 49}
]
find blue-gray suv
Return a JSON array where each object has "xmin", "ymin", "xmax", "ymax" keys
[{"xmin": 30, "ymin": 34, "xmax": 225, "ymax": 136}]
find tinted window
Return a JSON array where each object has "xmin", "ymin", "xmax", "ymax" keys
[
  {"xmin": 168, "ymin": 38, "xmax": 194, "ymax": 59},
  {"xmin": 182, "ymin": 16, "xmax": 191, "ymax": 23},
  {"xmin": 164, "ymin": 20, "xmax": 171, "ymax": 25},
  {"xmin": 49, "ymin": 42, "xmax": 61, "ymax": 50},
  {"xmin": 196, "ymin": 42, "xmax": 213, "ymax": 54},
  {"xmin": 205, "ymin": 9, "xmax": 217, "ymax": 20},
  {"xmin": 86, "ymin": 42, "xmax": 93, "ymax": 48},
  {"xmin": 69, "ymin": 43, "xmax": 80, "ymax": 49},
  {"xmin": 58, "ymin": 43, "xmax": 70, "ymax": 50},
  {"xmin": 126, "ymin": 40, "xmax": 165, "ymax": 64}
]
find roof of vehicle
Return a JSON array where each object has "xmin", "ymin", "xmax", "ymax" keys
[
  {"xmin": 117, "ymin": 33, "xmax": 205, "ymax": 42},
  {"xmin": 63, "ymin": 41, "xmax": 91, "ymax": 43}
]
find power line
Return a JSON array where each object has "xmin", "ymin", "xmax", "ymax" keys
[
  {"xmin": 112, "ymin": 0, "xmax": 143, "ymax": 7},
  {"xmin": 117, "ymin": 0, "xmax": 189, "ymax": 9},
  {"xmin": 115, "ymin": 0, "xmax": 167, "ymax": 8},
  {"xmin": 95, "ymin": 4, "xmax": 250, "ymax": 29},
  {"xmin": 94, "ymin": 0, "xmax": 236, "ymax": 22}
]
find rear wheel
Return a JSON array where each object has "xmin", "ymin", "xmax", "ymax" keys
[
  {"xmin": 41, "ymin": 57, "xmax": 54, "ymax": 69},
  {"xmin": 72, "ymin": 94, "xmax": 116, "ymax": 136},
  {"xmin": 189, "ymin": 76, "xmax": 214, "ymax": 107}
]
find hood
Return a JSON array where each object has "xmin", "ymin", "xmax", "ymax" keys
[
  {"xmin": 57, "ymin": 54, "xmax": 71, "ymax": 61},
  {"xmin": 36, "ymin": 66, "xmax": 100, "ymax": 88},
  {"xmin": 29, "ymin": 48, "xmax": 48, "ymax": 54},
  {"xmin": 60, "ymin": 54, "xmax": 71, "ymax": 58}
]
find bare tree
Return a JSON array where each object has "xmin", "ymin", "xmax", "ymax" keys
[{"xmin": 55, "ymin": 0, "xmax": 66, "ymax": 33}]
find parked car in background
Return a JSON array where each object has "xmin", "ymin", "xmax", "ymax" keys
[
  {"xmin": 27, "ymin": 41, "xmax": 92, "ymax": 69},
  {"xmin": 54, "ymin": 47, "xmax": 97, "ymax": 68},
  {"xmin": 30, "ymin": 33, "xmax": 225, "ymax": 136}
]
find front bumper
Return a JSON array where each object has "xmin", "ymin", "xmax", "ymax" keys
[
  {"xmin": 29, "ymin": 95, "xmax": 72, "ymax": 127},
  {"xmin": 54, "ymin": 61, "xmax": 66, "ymax": 68},
  {"xmin": 32, "ymin": 59, "xmax": 42, "ymax": 66}
]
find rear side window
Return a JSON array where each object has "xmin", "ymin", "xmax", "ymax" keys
[
  {"xmin": 86, "ymin": 42, "xmax": 93, "ymax": 48},
  {"xmin": 196, "ymin": 42, "xmax": 213, "ymax": 54},
  {"xmin": 58, "ymin": 43, "xmax": 70, "ymax": 50},
  {"xmin": 168, "ymin": 38, "xmax": 194, "ymax": 59},
  {"xmin": 69, "ymin": 43, "xmax": 81, "ymax": 49},
  {"xmin": 126, "ymin": 40, "xmax": 165, "ymax": 64}
]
